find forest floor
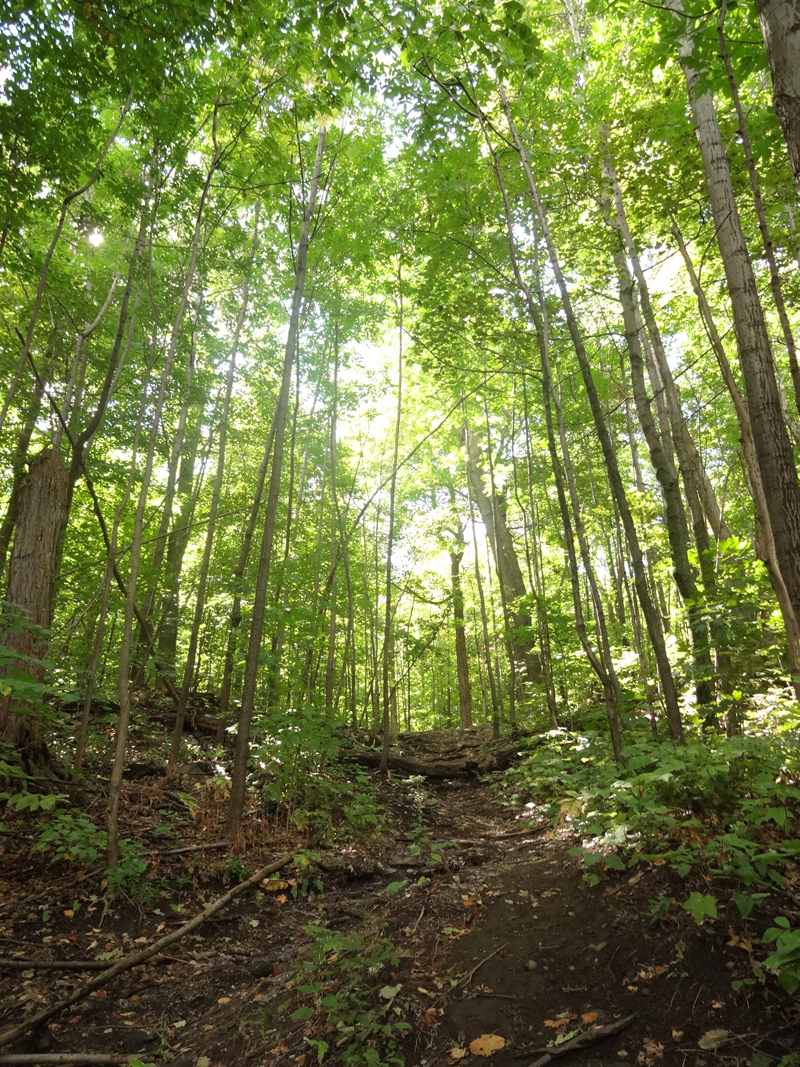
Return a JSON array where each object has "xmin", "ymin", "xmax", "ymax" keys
[{"xmin": 0, "ymin": 723, "xmax": 797, "ymax": 1067}]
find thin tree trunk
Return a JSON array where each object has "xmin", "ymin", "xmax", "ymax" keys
[
  {"xmin": 671, "ymin": 217, "xmax": 800, "ymax": 692},
  {"xmin": 467, "ymin": 481, "xmax": 500, "ymax": 736},
  {"xmin": 381, "ymin": 264, "xmax": 404, "ymax": 773},
  {"xmin": 106, "ymin": 127, "xmax": 221, "ymax": 867},
  {"xmin": 669, "ymin": 0, "xmax": 800, "ymax": 630},
  {"xmin": 717, "ymin": 2, "xmax": 800, "ymax": 416},
  {"xmin": 226, "ymin": 128, "xmax": 326, "ymax": 836},
  {"xmin": 500, "ymin": 85, "xmax": 684, "ymax": 742},
  {"xmin": 74, "ymin": 342, "xmax": 157, "ymax": 768},
  {"xmin": 610, "ymin": 236, "xmax": 716, "ymax": 713},
  {"xmin": 167, "ymin": 207, "xmax": 259, "ymax": 774}
]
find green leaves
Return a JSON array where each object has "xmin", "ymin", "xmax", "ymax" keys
[
  {"xmin": 763, "ymin": 917, "xmax": 800, "ymax": 995},
  {"xmin": 683, "ymin": 892, "xmax": 717, "ymax": 926}
]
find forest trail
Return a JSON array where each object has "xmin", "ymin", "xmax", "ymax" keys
[{"xmin": 0, "ymin": 731, "xmax": 794, "ymax": 1067}]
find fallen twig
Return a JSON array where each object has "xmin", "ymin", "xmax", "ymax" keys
[
  {"xmin": 0, "ymin": 853, "xmax": 292, "ymax": 1050},
  {"xmin": 527, "ymin": 1014, "xmax": 636, "ymax": 1067},
  {"xmin": 151, "ymin": 841, "xmax": 228, "ymax": 856},
  {"xmin": 0, "ymin": 960, "xmax": 109, "ymax": 972},
  {"xmin": 0, "ymin": 1056, "xmax": 129, "ymax": 1065},
  {"xmin": 433, "ymin": 942, "xmax": 508, "ymax": 1006}
]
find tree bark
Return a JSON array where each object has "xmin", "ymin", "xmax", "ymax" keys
[
  {"xmin": 0, "ymin": 450, "xmax": 70, "ymax": 762},
  {"xmin": 718, "ymin": 2, "xmax": 800, "ymax": 418},
  {"xmin": 671, "ymin": 218, "xmax": 800, "ymax": 693},
  {"xmin": 670, "ymin": 0, "xmax": 800, "ymax": 632},
  {"xmin": 611, "ymin": 240, "xmax": 715, "ymax": 712},
  {"xmin": 381, "ymin": 263, "xmax": 404, "ymax": 773},
  {"xmin": 167, "ymin": 207, "xmax": 259, "ymax": 774},
  {"xmin": 450, "ymin": 547, "xmax": 473, "ymax": 729},
  {"xmin": 755, "ymin": 0, "xmax": 800, "ymax": 198}
]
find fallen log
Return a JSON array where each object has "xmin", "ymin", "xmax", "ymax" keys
[
  {"xmin": 337, "ymin": 749, "xmax": 468, "ymax": 778},
  {"xmin": 0, "ymin": 853, "xmax": 292, "ymax": 1051},
  {"xmin": 0, "ymin": 1057, "xmax": 130, "ymax": 1066},
  {"xmin": 0, "ymin": 960, "xmax": 109, "ymax": 972},
  {"xmin": 144, "ymin": 708, "xmax": 221, "ymax": 736}
]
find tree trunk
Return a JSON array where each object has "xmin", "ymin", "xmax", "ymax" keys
[
  {"xmin": 450, "ymin": 547, "xmax": 473, "ymax": 729},
  {"xmin": 671, "ymin": 217, "xmax": 800, "ymax": 693},
  {"xmin": 718, "ymin": 1, "xmax": 800, "ymax": 417},
  {"xmin": 0, "ymin": 378, "xmax": 43, "ymax": 583},
  {"xmin": 611, "ymin": 240, "xmax": 715, "ymax": 712},
  {"xmin": 226, "ymin": 128, "xmax": 326, "ymax": 836},
  {"xmin": 0, "ymin": 450, "xmax": 70, "ymax": 762},
  {"xmin": 670, "ymin": 0, "xmax": 800, "ymax": 632},
  {"xmin": 755, "ymin": 0, "xmax": 800, "ymax": 198},
  {"xmin": 462, "ymin": 425, "xmax": 539, "ymax": 686},
  {"xmin": 499, "ymin": 86, "xmax": 684, "ymax": 743},
  {"xmin": 467, "ymin": 481, "xmax": 501, "ymax": 736},
  {"xmin": 381, "ymin": 263, "xmax": 404, "ymax": 773}
]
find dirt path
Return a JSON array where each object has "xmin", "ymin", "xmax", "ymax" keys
[{"xmin": 0, "ymin": 763, "xmax": 797, "ymax": 1067}]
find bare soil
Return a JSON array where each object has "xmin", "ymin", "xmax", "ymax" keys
[{"xmin": 0, "ymin": 739, "xmax": 797, "ymax": 1067}]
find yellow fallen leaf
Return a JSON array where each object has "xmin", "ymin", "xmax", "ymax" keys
[
  {"xmin": 544, "ymin": 1016, "xmax": 576, "ymax": 1030},
  {"xmin": 63, "ymin": 910, "xmax": 74, "ymax": 919},
  {"xmin": 470, "ymin": 1034, "xmax": 505, "ymax": 1056},
  {"xmin": 217, "ymin": 996, "xmax": 231, "ymax": 1004},
  {"xmin": 582, "ymin": 1012, "xmax": 598, "ymax": 1024},
  {"xmin": 448, "ymin": 1049, "xmax": 468, "ymax": 1063},
  {"xmin": 276, "ymin": 894, "xmax": 287, "ymax": 904}
]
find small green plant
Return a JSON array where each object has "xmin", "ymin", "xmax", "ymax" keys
[
  {"xmin": 292, "ymin": 850, "xmax": 324, "ymax": 899},
  {"xmin": 34, "ymin": 810, "xmax": 106, "ymax": 863},
  {"xmin": 647, "ymin": 894, "xmax": 673, "ymax": 925},
  {"xmin": 763, "ymin": 916, "xmax": 800, "ymax": 994},
  {"xmin": 683, "ymin": 892, "xmax": 718, "ymax": 926},
  {"xmin": 279, "ymin": 924, "xmax": 410, "ymax": 1066},
  {"xmin": 408, "ymin": 821, "xmax": 458, "ymax": 866},
  {"xmin": 106, "ymin": 841, "xmax": 148, "ymax": 898},
  {"xmin": 222, "ymin": 856, "xmax": 253, "ymax": 884}
]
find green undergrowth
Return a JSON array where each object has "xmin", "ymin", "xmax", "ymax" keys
[
  {"xmin": 275, "ymin": 924, "xmax": 410, "ymax": 1066},
  {"xmin": 501, "ymin": 692, "xmax": 800, "ymax": 993},
  {"xmin": 502, "ymin": 691, "xmax": 800, "ymax": 891},
  {"xmin": 250, "ymin": 707, "xmax": 385, "ymax": 841}
]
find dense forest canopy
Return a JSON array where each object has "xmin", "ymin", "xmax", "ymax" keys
[{"xmin": 2, "ymin": 0, "xmax": 800, "ymax": 838}]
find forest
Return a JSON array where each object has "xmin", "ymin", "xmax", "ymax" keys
[{"xmin": 2, "ymin": 0, "xmax": 800, "ymax": 1063}]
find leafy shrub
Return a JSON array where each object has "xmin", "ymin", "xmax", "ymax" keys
[
  {"xmin": 506, "ymin": 724, "xmax": 800, "ymax": 887},
  {"xmin": 251, "ymin": 708, "xmax": 384, "ymax": 841},
  {"xmin": 32, "ymin": 809, "xmax": 149, "ymax": 896}
]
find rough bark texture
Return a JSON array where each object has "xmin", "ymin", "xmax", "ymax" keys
[
  {"xmin": 756, "ymin": 0, "xmax": 800, "ymax": 198},
  {"xmin": 672, "ymin": 3, "xmax": 800, "ymax": 630},
  {"xmin": 0, "ymin": 450, "xmax": 70, "ymax": 760}
]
